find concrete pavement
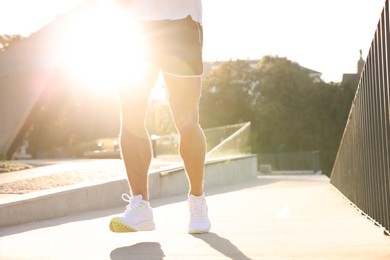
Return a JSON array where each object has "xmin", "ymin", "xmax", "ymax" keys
[
  {"xmin": 0, "ymin": 156, "xmax": 257, "ymax": 227},
  {"xmin": 1, "ymin": 174, "xmax": 390, "ymax": 259}
]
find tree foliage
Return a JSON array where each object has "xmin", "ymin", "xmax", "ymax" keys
[
  {"xmin": 201, "ymin": 60, "xmax": 258, "ymax": 127},
  {"xmin": 200, "ymin": 56, "xmax": 356, "ymax": 175},
  {"xmin": 254, "ymin": 57, "xmax": 320, "ymax": 152}
]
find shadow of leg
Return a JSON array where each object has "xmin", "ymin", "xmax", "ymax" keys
[
  {"xmin": 110, "ymin": 242, "xmax": 165, "ymax": 260},
  {"xmin": 192, "ymin": 232, "xmax": 252, "ymax": 260}
]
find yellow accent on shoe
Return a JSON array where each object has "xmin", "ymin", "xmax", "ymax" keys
[
  {"xmin": 109, "ymin": 217, "xmax": 137, "ymax": 233},
  {"xmin": 189, "ymin": 230, "xmax": 204, "ymax": 234},
  {"xmin": 188, "ymin": 225, "xmax": 211, "ymax": 234}
]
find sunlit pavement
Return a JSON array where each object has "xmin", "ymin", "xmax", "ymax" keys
[{"xmin": 1, "ymin": 174, "xmax": 390, "ymax": 259}]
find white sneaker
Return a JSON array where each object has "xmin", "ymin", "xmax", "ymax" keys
[
  {"xmin": 188, "ymin": 194, "xmax": 211, "ymax": 234},
  {"xmin": 109, "ymin": 194, "xmax": 155, "ymax": 232}
]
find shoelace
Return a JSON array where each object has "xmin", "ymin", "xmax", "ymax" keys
[
  {"xmin": 189, "ymin": 200, "xmax": 206, "ymax": 220},
  {"xmin": 122, "ymin": 194, "xmax": 141, "ymax": 213}
]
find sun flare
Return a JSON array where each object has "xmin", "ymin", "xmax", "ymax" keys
[{"xmin": 60, "ymin": 1, "xmax": 146, "ymax": 94}]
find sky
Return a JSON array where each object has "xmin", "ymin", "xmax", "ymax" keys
[{"xmin": 0, "ymin": 0, "xmax": 386, "ymax": 82}]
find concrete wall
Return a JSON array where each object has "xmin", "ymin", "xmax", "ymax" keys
[{"xmin": 0, "ymin": 155, "xmax": 257, "ymax": 227}]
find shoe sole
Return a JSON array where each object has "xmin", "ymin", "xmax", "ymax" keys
[
  {"xmin": 188, "ymin": 229, "xmax": 209, "ymax": 234},
  {"xmin": 188, "ymin": 224, "xmax": 211, "ymax": 234},
  {"xmin": 109, "ymin": 217, "xmax": 155, "ymax": 233}
]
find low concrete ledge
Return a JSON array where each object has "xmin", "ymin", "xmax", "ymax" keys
[
  {"xmin": 0, "ymin": 155, "xmax": 257, "ymax": 228},
  {"xmin": 150, "ymin": 155, "xmax": 258, "ymax": 198}
]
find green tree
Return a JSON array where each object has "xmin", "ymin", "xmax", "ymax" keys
[
  {"xmin": 253, "ymin": 56, "xmax": 320, "ymax": 153},
  {"xmin": 201, "ymin": 59, "xmax": 257, "ymax": 127},
  {"xmin": 200, "ymin": 56, "xmax": 356, "ymax": 175},
  {"xmin": 312, "ymin": 81, "xmax": 357, "ymax": 174}
]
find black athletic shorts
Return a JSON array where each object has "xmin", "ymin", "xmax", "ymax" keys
[{"xmin": 139, "ymin": 16, "xmax": 203, "ymax": 77}]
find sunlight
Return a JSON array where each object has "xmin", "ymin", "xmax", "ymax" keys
[
  {"xmin": 60, "ymin": 0, "xmax": 146, "ymax": 95},
  {"xmin": 150, "ymin": 73, "xmax": 167, "ymax": 101}
]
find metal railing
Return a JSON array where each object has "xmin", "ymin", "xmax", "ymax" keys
[
  {"xmin": 205, "ymin": 122, "xmax": 251, "ymax": 159},
  {"xmin": 330, "ymin": 0, "xmax": 390, "ymax": 235},
  {"xmin": 148, "ymin": 122, "xmax": 252, "ymax": 159}
]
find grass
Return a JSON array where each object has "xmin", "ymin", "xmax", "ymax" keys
[{"xmin": 0, "ymin": 161, "xmax": 33, "ymax": 173}]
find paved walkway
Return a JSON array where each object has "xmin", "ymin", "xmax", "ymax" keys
[{"xmin": 1, "ymin": 174, "xmax": 390, "ymax": 259}]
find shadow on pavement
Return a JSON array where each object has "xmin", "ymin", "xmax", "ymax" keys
[
  {"xmin": 192, "ymin": 232, "xmax": 252, "ymax": 260},
  {"xmin": 110, "ymin": 242, "xmax": 164, "ymax": 260},
  {"xmin": 150, "ymin": 176, "xmax": 278, "ymax": 208},
  {"xmin": 0, "ymin": 207, "xmax": 119, "ymax": 237}
]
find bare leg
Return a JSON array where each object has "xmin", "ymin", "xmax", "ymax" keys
[
  {"xmin": 118, "ymin": 64, "xmax": 159, "ymax": 201},
  {"xmin": 163, "ymin": 74, "xmax": 206, "ymax": 196}
]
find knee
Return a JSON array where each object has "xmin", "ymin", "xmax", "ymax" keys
[
  {"xmin": 120, "ymin": 114, "xmax": 148, "ymax": 140},
  {"xmin": 176, "ymin": 116, "xmax": 202, "ymax": 137}
]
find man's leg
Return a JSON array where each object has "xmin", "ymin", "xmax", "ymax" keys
[
  {"xmin": 109, "ymin": 64, "xmax": 159, "ymax": 233},
  {"xmin": 118, "ymin": 65, "xmax": 160, "ymax": 201},
  {"xmin": 164, "ymin": 74, "xmax": 210, "ymax": 234},
  {"xmin": 164, "ymin": 74, "xmax": 206, "ymax": 196}
]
